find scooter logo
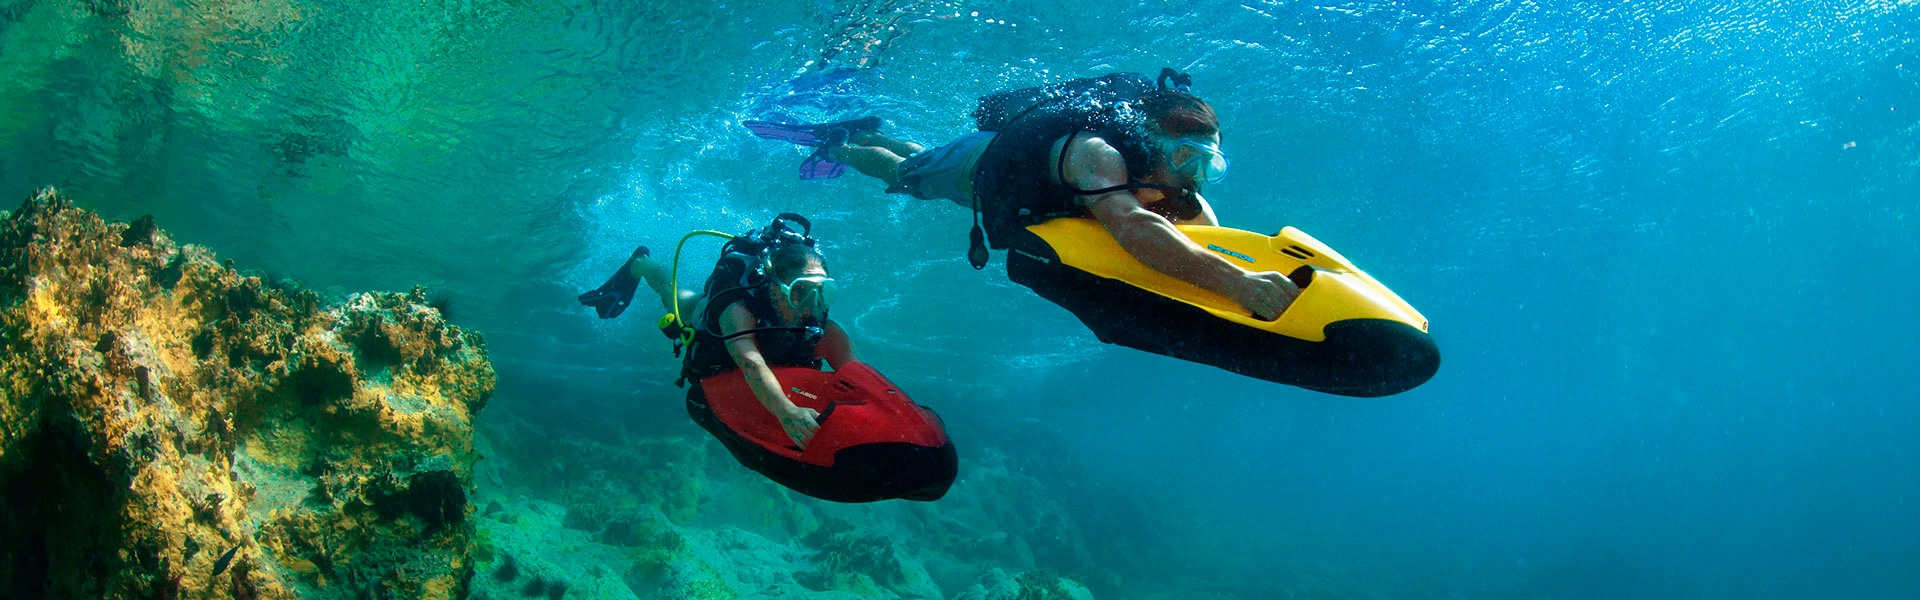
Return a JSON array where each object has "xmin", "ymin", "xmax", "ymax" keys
[
  {"xmin": 1206, "ymin": 244, "xmax": 1255, "ymax": 264},
  {"xmin": 1012, "ymin": 249, "xmax": 1052, "ymax": 264},
  {"xmin": 789, "ymin": 387, "xmax": 818, "ymax": 400}
]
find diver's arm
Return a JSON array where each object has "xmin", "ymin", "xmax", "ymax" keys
[
  {"xmin": 1088, "ymin": 196, "xmax": 1282, "ymax": 308},
  {"xmin": 721, "ymin": 303, "xmax": 820, "ymax": 448},
  {"xmin": 1068, "ymin": 137, "xmax": 1297, "ymax": 319},
  {"xmin": 816, "ymin": 320, "xmax": 858, "ymax": 369}
]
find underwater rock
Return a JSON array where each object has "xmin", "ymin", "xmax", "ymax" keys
[
  {"xmin": 470, "ymin": 497, "xmax": 645, "ymax": 600},
  {"xmin": 801, "ymin": 518, "xmax": 942, "ymax": 599},
  {"xmin": 0, "ymin": 189, "xmax": 496, "ymax": 599},
  {"xmin": 952, "ymin": 568, "xmax": 1095, "ymax": 600}
]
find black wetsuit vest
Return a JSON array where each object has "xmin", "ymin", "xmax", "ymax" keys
[
  {"xmin": 969, "ymin": 72, "xmax": 1203, "ymax": 248},
  {"xmin": 681, "ymin": 291, "xmax": 824, "ymax": 383}
]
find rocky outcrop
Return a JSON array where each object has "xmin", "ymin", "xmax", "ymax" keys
[{"xmin": 0, "ymin": 189, "xmax": 494, "ymax": 599}]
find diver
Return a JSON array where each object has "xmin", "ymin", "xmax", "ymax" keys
[
  {"xmin": 583, "ymin": 215, "xmax": 960, "ymax": 500},
  {"xmin": 745, "ymin": 68, "xmax": 1301, "ymax": 322},
  {"xmin": 578, "ymin": 219, "xmax": 855, "ymax": 449}
]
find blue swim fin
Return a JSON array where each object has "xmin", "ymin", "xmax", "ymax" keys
[
  {"xmin": 743, "ymin": 116, "xmax": 882, "ymax": 147},
  {"xmin": 744, "ymin": 117, "xmax": 883, "ymax": 179},
  {"xmin": 798, "ymin": 146, "xmax": 849, "ymax": 179}
]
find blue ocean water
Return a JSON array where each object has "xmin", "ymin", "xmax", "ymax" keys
[{"xmin": 3, "ymin": 0, "xmax": 1916, "ymax": 597}]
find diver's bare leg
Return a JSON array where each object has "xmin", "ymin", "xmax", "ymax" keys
[
  {"xmin": 630, "ymin": 257, "xmax": 698, "ymax": 312},
  {"xmin": 829, "ymin": 145, "xmax": 908, "ymax": 188},
  {"xmin": 849, "ymin": 130, "xmax": 924, "ymax": 157}
]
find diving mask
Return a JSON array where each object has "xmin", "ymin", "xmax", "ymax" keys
[
  {"xmin": 1159, "ymin": 137, "xmax": 1229, "ymax": 183},
  {"xmin": 778, "ymin": 274, "xmax": 838, "ymax": 313}
]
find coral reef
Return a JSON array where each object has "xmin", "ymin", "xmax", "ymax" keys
[{"xmin": 0, "ymin": 189, "xmax": 495, "ymax": 599}]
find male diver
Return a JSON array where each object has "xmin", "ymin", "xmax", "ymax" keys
[{"xmin": 745, "ymin": 69, "xmax": 1300, "ymax": 321}]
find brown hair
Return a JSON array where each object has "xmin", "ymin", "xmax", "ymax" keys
[
  {"xmin": 1136, "ymin": 90, "xmax": 1219, "ymax": 138},
  {"xmin": 767, "ymin": 243, "xmax": 826, "ymax": 284}
]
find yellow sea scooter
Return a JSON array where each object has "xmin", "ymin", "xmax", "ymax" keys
[{"xmin": 1003, "ymin": 219, "xmax": 1438, "ymax": 397}]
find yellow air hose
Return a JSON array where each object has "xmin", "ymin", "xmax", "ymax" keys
[{"xmin": 659, "ymin": 229, "xmax": 736, "ymax": 345}]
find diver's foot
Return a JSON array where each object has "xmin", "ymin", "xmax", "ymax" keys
[
  {"xmin": 744, "ymin": 116, "xmax": 883, "ymax": 147},
  {"xmin": 799, "ymin": 145, "xmax": 850, "ymax": 179},
  {"xmin": 743, "ymin": 117, "xmax": 887, "ymax": 180},
  {"xmin": 795, "ymin": 121, "xmax": 874, "ymax": 179},
  {"xmin": 581, "ymin": 247, "xmax": 650, "ymax": 319}
]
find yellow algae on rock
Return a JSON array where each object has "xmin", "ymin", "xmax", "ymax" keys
[
  {"xmin": 0, "ymin": 189, "xmax": 494, "ymax": 599},
  {"xmin": 283, "ymin": 556, "xmax": 318, "ymax": 574}
]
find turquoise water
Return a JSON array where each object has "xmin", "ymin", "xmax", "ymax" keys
[{"xmin": 4, "ymin": 0, "xmax": 1917, "ymax": 597}]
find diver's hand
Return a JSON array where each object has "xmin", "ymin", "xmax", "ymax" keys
[
  {"xmin": 1231, "ymin": 271, "xmax": 1301, "ymax": 321},
  {"xmin": 775, "ymin": 404, "xmax": 821, "ymax": 449}
]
